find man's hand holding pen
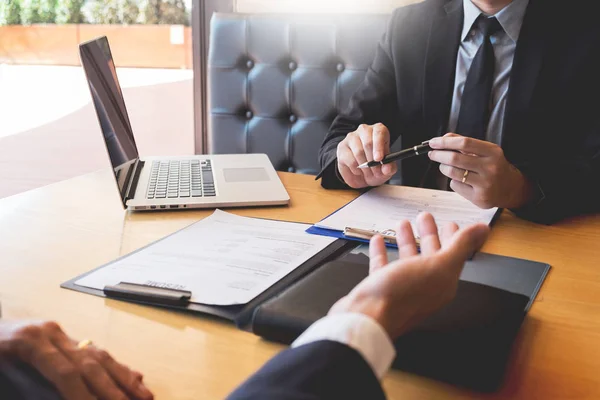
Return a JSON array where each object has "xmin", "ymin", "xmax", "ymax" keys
[
  {"xmin": 428, "ymin": 133, "xmax": 534, "ymax": 209},
  {"xmin": 336, "ymin": 125, "xmax": 534, "ymax": 209},
  {"xmin": 336, "ymin": 123, "xmax": 398, "ymax": 188}
]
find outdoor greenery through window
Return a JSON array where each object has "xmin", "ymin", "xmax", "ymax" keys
[{"xmin": 0, "ymin": 0, "xmax": 190, "ymax": 26}]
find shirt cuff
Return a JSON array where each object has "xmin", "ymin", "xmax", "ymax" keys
[{"xmin": 292, "ymin": 313, "xmax": 396, "ymax": 380}]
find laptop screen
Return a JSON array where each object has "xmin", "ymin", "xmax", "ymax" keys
[{"xmin": 80, "ymin": 36, "xmax": 139, "ymax": 204}]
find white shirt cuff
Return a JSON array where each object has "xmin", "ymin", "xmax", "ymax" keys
[{"xmin": 291, "ymin": 313, "xmax": 396, "ymax": 380}]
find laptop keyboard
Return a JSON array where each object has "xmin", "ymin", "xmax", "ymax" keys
[{"xmin": 146, "ymin": 160, "xmax": 216, "ymax": 199}]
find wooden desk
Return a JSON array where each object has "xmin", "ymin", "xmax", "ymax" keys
[{"xmin": 1, "ymin": 171, "xmax": 599, "ymax": 399}]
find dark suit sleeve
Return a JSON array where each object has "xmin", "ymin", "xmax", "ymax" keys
[
  {"xmin": 0, "ymin": 362, "xmax": 62, "ymax": 400},
  {"xmin": 511, "ymin": 45, "xmax": 600, "ymax": 224},
  {"xmin": 511, "ymin": 143, "xmax": 600, "ymax": 224},
  {"xmin": 318, "ymin": 10, "xmax": 404, "ymax": 189},
  {"xmin": 227, "ymin": 341, "xmax": 386, "ymax": 400}
]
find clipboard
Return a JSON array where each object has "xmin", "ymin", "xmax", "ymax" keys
[
  {"xmin": 306, "ymin": 224, "xmax": 402, "ymax": 248},
  {"xmin": 61, "ymin": 232, "xmax": 356, "ymax": 329},
  {"xmin": 306, "ymin": 186, "xmax": 504, "ymax": 248},
  {"xmin": 304, "ymin": 192, "xmax": 405, "ymax": 247}
]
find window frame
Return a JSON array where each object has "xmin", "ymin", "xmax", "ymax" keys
[{"xmin": 192, "ymin": 0, "xmax": 235, "ymax": 154}]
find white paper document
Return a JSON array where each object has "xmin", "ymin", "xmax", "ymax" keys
[
  {"xmin": 315, "ymin": 185, "xmax": 498, "ymax": 237},
  {"xmin": 76, "ymin": 210, "xmax": 336, "ymax": 306}
]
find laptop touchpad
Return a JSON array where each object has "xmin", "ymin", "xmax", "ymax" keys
[{"xmin": 223, "ymin": 167, "xmax": 270, "ymax": 183}]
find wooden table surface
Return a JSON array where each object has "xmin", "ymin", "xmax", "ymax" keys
[{"xmin": 1, "ymin": 170, "xmax": 599, "ymax": 399}]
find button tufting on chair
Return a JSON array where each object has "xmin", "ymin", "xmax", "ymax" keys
[{"xmin": 209, "ymin": 13, "xmax": 390, "ymax": 176}]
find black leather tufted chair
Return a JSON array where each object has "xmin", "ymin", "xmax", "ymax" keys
[{"xmin": 208, "ymin": 13, "xmax": 394, "ymax": 176}]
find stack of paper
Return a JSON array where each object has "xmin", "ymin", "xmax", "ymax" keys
[
  {"xmin": 312, "ymin": 185, "xmax": 499, "ymax": 239},
  {"xmin": 75, "ymin": 210, "xmax": 336, "ymax": 306}
]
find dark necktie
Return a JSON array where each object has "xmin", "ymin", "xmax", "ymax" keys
[{"xmin": 455, "ymin": 16, "xmax": 503, "ymax": 140}]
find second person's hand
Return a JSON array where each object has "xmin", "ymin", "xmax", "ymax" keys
[
  {"xmin": 0, "ymin": 321, "xmax": 153, "ymax": 400},
  {"xmin": 336, "ymin": 123, "xmax": 398, "ymax": 188},
  {"xmin": 330, "ymin": 213, "xmax": 489, "ymax": 340}
]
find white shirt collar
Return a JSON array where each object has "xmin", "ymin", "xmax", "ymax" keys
[{"xmin": 461, "ymin": 0, "xmax": 530, "ymax": 43}]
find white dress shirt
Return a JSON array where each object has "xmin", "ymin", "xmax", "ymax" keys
[{"xmin": 292, "ymin": 313, "xmax": 396, "ymax": 380}]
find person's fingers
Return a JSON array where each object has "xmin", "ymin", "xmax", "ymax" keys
[
  {"xmin": 416, "ymin": 213, "xmax": 441, "ymax": 255},
  {"xmin": 428, "ymin": 135, "xmax": 496, "ymax": 156},
  {"xmin": 337, "ymin": 124, "xmax": 397, "ymax": 185},
  {"xmin": 395, "ymin": 220, "xmax": 418, "ymax": 259},
  {"xmin": 348, "ymin": 133, "xmax": 369, "ymax": 165},
  {"xmin": 372, "ymin": 123, "xmax": 390, "ymax": 162},
  {"xmin": 338, "ymin": 162, "xmax": 367, "ymax": 188},
  {"xmin": 88, "ymin": 347, "xmax": 153, "ymax": 400},
  {"xmin": 369, "ymin": 235, "xmax": 389, "ymax": 273},
  {"xmin": 381, "ymin": 161, "xmax": 398, "ymax": 176},
  {"xmin": 347, "ymin": 136, "xmax": 375, "ymax": 180},
  {"xmin": 18, "ymin": 329, "xmax": 95, "ymax": 400},
  {"xmin": 440, "ymin": 222, "xmax": 459, "ymax": 248},
  {"xmin": 51, "ymin": 331, "xmax": 130, "ymax": 400},
  {"xmin": 438, "ymin": 164, "xmax": 483, "ymax": 187},
  {"xmin": 440, "ymin": 223, "xmax": 490, "ymax": 277},
  {"xmin": 337, "ymin": 158, "xmax": 357, "ymax": 177},
  {"xmin": 428, "ymin": 150, "xmax": 482, "ymax": 174},
  {"xmin": 368, "ymin": 164, "xmax": 386, "ymax": 181},
  {"xmin": 449, "ymin": 179, "xmax": 474, "ymax": 201},
  {"xmin": 364, "ymin": 165, "xmax": 393, "ymax": 186},
  {"xmin": 337, "ymin": 142, "xmax": 361, "ymax": 174},
  {"xmin": 337, "ymin": 142, "xmax": 372, "ymax": 189},
  {"xmin": 442, "ymin": 133, "xmax": 477, "ymax": 156},
  {"xmin": 358, "ymin": 125, "xmax": 375, "ymax": 161}
]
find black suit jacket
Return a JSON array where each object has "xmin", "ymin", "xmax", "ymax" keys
[
  {"xmin": 228, "ymin": 341, "xmax": 385, "ymax": 400},
  {"xmin": 1, "ymin": 341, "xmax": 384, "ymax": 400},
  {"xmin": 319, "ymin": 0, "xmax": 600, "ymax": 224},
  {"xmin": 0, "ymin": 362, "xmax": 62, "ymax": 400}
]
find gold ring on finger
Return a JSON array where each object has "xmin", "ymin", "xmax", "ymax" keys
[
  {"xmin": 462, "ymin": 169, "xmax": 470, "ymax": 184},
  {"xmin": 77, "ymin": 339, "xmax": 93, "ymax": 349}
]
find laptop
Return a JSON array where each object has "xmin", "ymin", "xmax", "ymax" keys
[{"xmin": 79, "ymin": 36, "xmax": 290, "ymax": 211}]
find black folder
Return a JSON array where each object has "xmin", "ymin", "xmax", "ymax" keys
[
  {"xmin": 251, "ymin": 252, "xmax": 550, "ymax": 392},
  {"xmin": 62, "ymin": 217, "xmax": 549, "ymax": 392}
]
